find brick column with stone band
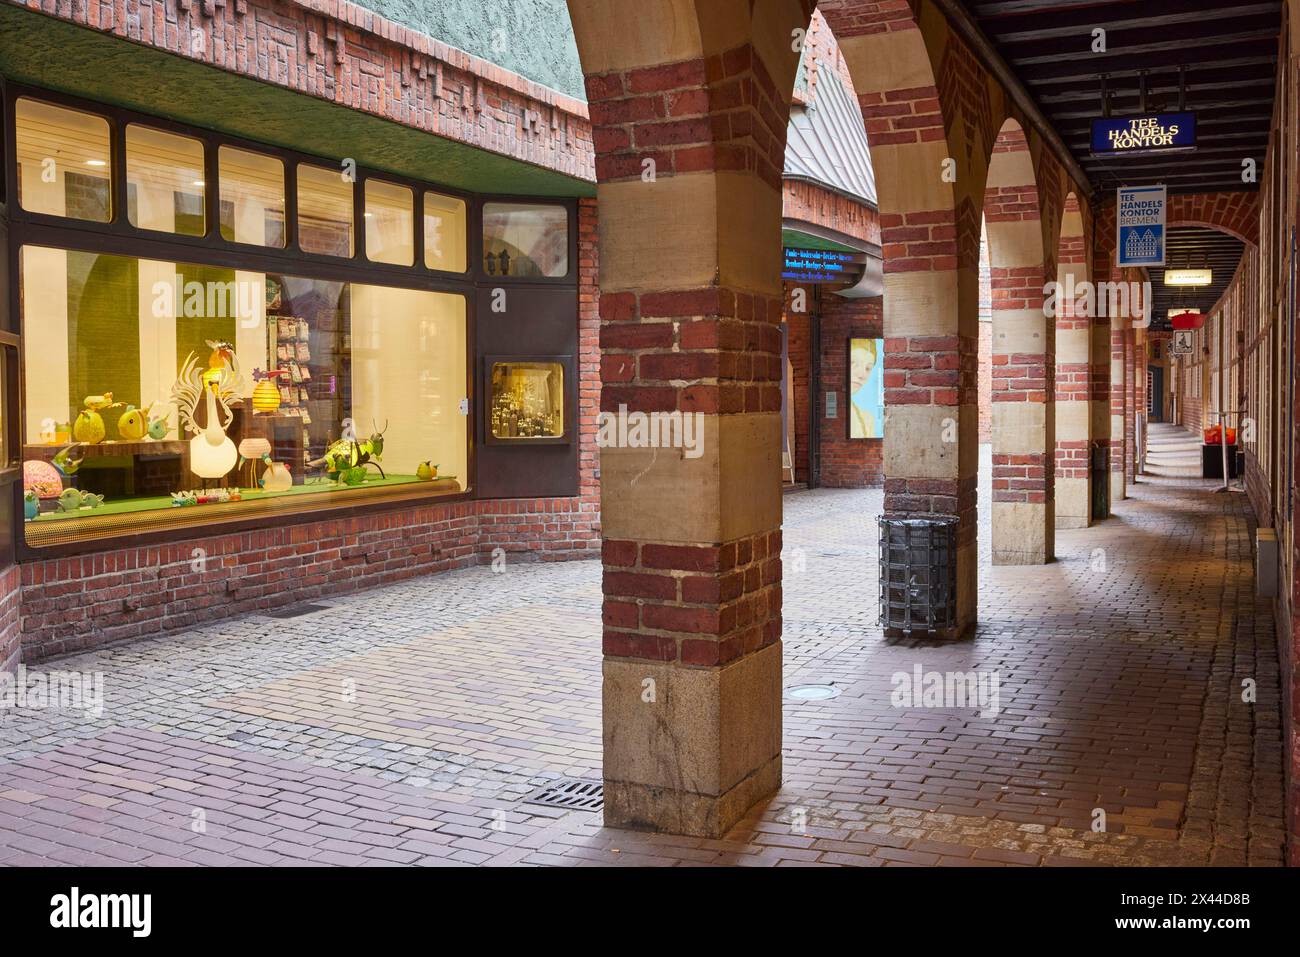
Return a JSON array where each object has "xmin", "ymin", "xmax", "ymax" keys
[
  {"xmin": 987, "ymin": 181, "xmax": 1054, "ymax": 564},
  {"xmin": 582, "ymin": 30, "xmax": 787, "ymax": 837},
  {"xmin": 1054, "ymin": 213, "xmax": 1091, "ymax": 528},
  {"xmin": 1110, "ymin": 325, "xmax": 1129, "ymax": 502}
]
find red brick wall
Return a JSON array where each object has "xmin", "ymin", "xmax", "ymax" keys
[
  {"xmin": 783, "ymin": 180, "xmax": 881, "ymax": 248},
  {"xmin": 0, "ymin": 565, "xmax": 20, "ymax": 674},
  {"xmin": 819, "ymin": 293, "xmax": 884, "ymax": 487},
  {"xmin": 15, "ymin": 200, "xmax": 602, "ymax": 665}
]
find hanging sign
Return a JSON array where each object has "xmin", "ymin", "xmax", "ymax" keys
[
  {"xmin": 1117, "ymin": 184, "xmax": 1166, "ymax": 267},
  {"xmin": 1090, "ymin": 112, "xmax": 1196, "ymax": 156},
  {"xmin": 1172, "ymin": 331, "xmax": 1195, "ymax": 355},
  {"xmin": 782, "ymin": 247, "xmax": 865, "ymax": 285}
]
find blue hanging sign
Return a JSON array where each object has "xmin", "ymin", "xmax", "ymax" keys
[
  {"xmin": 782, "ymin": 247, "xmax": 865, "ymax": 284},
  {"xmin": 1091, "ymin": 112, "xmax": 1196, "ymax": 156},
  {"xmin": 1117, "ymin": 184, "xmax": 1167, "ymax": 268}
]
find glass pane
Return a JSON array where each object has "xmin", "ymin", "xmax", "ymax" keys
[
  {"xmin": 298, "ymin": 164, "xmax": 354, "ymax": 257},
  {"xmin": 482, "ymin": 203, "xmax": 568, "ymax": 278},
  {"xmin": 424, "ymin": 192, "xmax": 467, "ymax": 272},
  {"xmin": 489, "ymin": 361, "xmax": 564, "ymax": 439},
  {"xmin": 14, "ymin": 98, "xmax": 111, "ymax": 222},
  {"xmin": 19, "ymin": 244, "xmax": 467, "ymax": 544},
  {"xmin": 364, "ymin": 180, "xmax": 414, "ymax": 266},
  {"xmin": 219, "ymin": 146, "xmax": 286, "ymax": 248},
  {"xmin": 126, "ymin": 125, "xmax": 206, "ymax": 236}
]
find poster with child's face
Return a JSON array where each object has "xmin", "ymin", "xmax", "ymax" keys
[{"xmin": 849, "ymin": 338, "xmax": 884, "ymax": 439}]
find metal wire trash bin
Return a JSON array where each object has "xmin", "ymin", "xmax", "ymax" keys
[{"xmin": 878, "ymin": 515, "xmax": 958, "ymax": 635}]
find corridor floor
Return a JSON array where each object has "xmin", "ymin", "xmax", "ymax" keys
[{"xmin": 0, "ymin": 459, "xmax": 1286, "ymax": 866}]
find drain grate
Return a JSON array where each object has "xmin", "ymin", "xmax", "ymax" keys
[
  {"xmin": 523, "ymin": 777, "xmax": 604, "ymax": 811},
  {"xmin": 267, "ymin": 603, "xmax": 332, "ymax": 619}
]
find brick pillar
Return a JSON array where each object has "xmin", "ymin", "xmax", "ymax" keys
[
  {"xmin": 1053, "ymin": 216, "xmax": 1090, "ymax": 529},
  {"xmin": 986, "ymin": 182, "xmax": 1054, "ymax": 564},
  {"xmin": 839, "ymin": 8, "xmax": 980, "ymax": 634},
  {"xmin": 583, "ymin": 32, "xmax": 785, "ymax": 837}
]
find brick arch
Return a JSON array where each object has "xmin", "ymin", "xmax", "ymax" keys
[{"xmin": 1166, "ymin": 192, "xmax": 1260, "ymax": 247}]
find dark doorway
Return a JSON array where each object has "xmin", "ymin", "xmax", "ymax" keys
[{"xmin": 1148, "ymin": 365, "xmax": 1164, "ymax": 422}]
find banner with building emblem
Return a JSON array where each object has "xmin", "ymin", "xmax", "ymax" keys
[{"xmin": 1117, "ymin": 184, "xmax": 1166, "ymax": 267}]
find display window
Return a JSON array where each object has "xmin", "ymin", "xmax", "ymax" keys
[
  {"xmin": 19, "ymin": 246, "xmax": 468, "ymax": 545},
  {"xmin": 5, "ymin": 87, "xmax": 579, "ymax": 550}
]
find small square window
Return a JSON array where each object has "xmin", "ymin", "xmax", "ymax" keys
[
  {"xmin": 365, "ymin": 180, "xmax": 414, "ymax": 266},
  {"xmin": 424, "ymin": 192, "xmax": 468, "ymax": 272},
  {"xmin": 482, "ymin": 203, "xmax": 568, "ymax": 278},
  {"xmin": 127, "ymin": 125, "xmax": 206, "ymax": 236},
  {"xmin": 219, "ymin": 147, "xmax": 286, "ymax": 248},
  {"xmin": 298, "ymin": 163, "xmax": 354, "ymax": 257},
  {"xmin": 14, "ymin": 98, "xmax": 111, "ymax": 223}
]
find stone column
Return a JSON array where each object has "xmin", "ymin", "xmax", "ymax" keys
[
  {"xmin": 578, "ymin": 16, "xmax": 787, "ymax": 837},
  {"xmin": 987, "ymin": 179, "xmax": 1054, "ymax": 565},
  {"xmin": 1053, "ymin": 224, "xmax": 1091, "ymax": 528}
]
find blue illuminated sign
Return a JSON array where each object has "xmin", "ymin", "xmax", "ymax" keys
[
  {"xmin": 1091, "ymin": 112, "xmax": 1196, "ymax": 156},
  {"xmin": 782, "ymin": 247, "xmax": 864, "ymax": 284}
]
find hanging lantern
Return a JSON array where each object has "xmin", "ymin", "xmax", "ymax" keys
[{"xmin": 251, "ymin": 368, "xmax": 282, "ymax": 413}]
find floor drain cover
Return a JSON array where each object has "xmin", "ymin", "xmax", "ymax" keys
[
  {"xmin": 523, "ymin": 777, "xmax": 604, "ymax": 811},
  {"xmin": 787, "ymin": 684, "xmax": 841, "ymax": 701},
  {"xmin": 268, "ymin": 603, "xmax": 331, "ymax": 619}
]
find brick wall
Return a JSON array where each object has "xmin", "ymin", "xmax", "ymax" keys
[
  {"xmin": 820, "ymin": 293, "xmax": 884, "ymax": 487},
  {"xmin": 15, "ymin": 199, "xmax": 602, "ymax": 665},
  {"xmin": 0, "ymin": 565, "xmax": 20, "ymax": 674}
]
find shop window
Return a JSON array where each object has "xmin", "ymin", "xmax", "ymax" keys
[
  {"xmin": 424, "ymin": 192, "xmax": 468, "ymax": 273},
  {"xmin": 298, "ymin": 163, "xmax": 354, "ymax": 257},
  {"xmin": 481, "ymin": 203, "xmax": 568, "ymax": 278},
  {"xmin": 126, "ymin": 125, "xmax": 206, "ymax": 237},
  {"xmin": 488, "ymin": 360, "xmax": 565, "ymax": 440},
  {"xmin": 13, "ymin": 98, "xmax": 111, "ymax": 223},
  {"xmin": 218, "ymin": 146, "xmax": 286, "ymax": 248},
  {"xmin": 364, "ymin": 179, "xmax": 414, "ymax": 266},
  {"xmin": 18, "ymin": 245, "xmax": 467, "ymax": 545}
]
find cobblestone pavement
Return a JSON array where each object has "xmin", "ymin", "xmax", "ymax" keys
[{"xmin": 0, "ymin": 452, "xmax": 1286, "ymax": 866}]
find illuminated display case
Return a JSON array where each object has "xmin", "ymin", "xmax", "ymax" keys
[
  {"xmin": 484, "ymin": 356, "xmax": 572, "ymax": 446},
  {"xmin": 488, "ymin": 360, "xmax": 565, "ymax": 441}
]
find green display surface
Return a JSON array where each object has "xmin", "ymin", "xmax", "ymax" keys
[{"xmin": 29, "ymin": 473, "xmax": 455, "ymax": 522}]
